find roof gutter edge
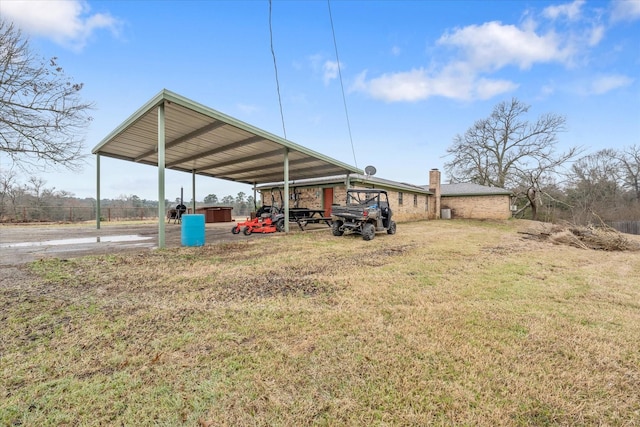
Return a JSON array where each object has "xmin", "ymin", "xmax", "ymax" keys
[{"xmin": 91, "ymin": 89, "xmax": 168, "ymax": 154}]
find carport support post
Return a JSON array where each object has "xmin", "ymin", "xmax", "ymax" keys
[
  {"xmin": 157, "ymin": 103, "xmax": 166, "ymax": 249},
  {"xmin": 284, "ymin": 148, "xmax": 290, "ymax": 233},
  {"xmin": 252, "ymin": 184, "xmax": 257, "ymax": 212},
  {"xmin": 96, "ymin": 154, "xmax": 101, "ymax": 229},
  {"xmin": 191, "ymin": 171, "xmax": 196, "ymax": 214}
]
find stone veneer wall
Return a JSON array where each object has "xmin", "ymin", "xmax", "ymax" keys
[
  {"xmin": 261, "ymin": 188, "xmax": 323, "ymax": 210},
  {"xmin": 261, "ymin": 185, "xmax": 431, "ymax": 222},
  {"xmin": 329, "ymin": 185, "xmax": 430, "ymax": 222},
  {"xmin": 441, "ymin": 195, "xmax": 511, "ymax": 220}
]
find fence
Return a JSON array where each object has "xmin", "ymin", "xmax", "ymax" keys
[
  {"xmin": 606, "ymin": 221, "xmax": 640, "ymax": 235},
  {"xmin": 0, "ymin": 206, "xmax": 159, "ymax": 223}
]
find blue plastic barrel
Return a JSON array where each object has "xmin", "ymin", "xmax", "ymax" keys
[{"xmin": 181, "ymin": 214, "xmax": 205, "ymax": 247}]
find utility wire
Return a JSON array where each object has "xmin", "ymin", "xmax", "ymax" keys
[
  {"xmin": 327, "ymin": 0, "xmax": 358, "ymax": 170},
  {"xmin": 269, "ymin": 0, "xmax": 287, "ymax": 139}
]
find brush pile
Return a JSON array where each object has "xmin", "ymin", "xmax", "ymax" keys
[{"xmin": 519, "ymin": 222, "xmax": 640, "ymax": 251}]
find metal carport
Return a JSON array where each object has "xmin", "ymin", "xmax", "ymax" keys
[{"xmin": 92, "ymin": 89, "xmax": 361, "ymax": 247}]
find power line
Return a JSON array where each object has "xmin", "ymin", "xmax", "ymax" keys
[
  {"xmin": 268, "ymin": 0, "xmax": 287, "ymax": 139},
  {"xmin": 327, "ymin": 0, "xmax": 358, "ymax": 170}
]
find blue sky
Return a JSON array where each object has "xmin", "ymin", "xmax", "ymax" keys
[{"xmin": 1, "ymin": 0, "xmax": 639, "ymax": 201}]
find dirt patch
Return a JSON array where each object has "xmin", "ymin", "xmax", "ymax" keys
[
  {"xmin": 336, "ymin": 244, "xmax": 416, "ymax": 267},
  {"xmin": 0, "ymin": 265, "xmax": 41, "ymax": 298},
  {"xmin": 215, "ymin": 272, "xmax": 334, "ymax": 301}
]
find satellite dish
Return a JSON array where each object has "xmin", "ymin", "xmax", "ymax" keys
[{"xmin": 364, "ymin": 165, "xmax": 377, "ymax": 177}]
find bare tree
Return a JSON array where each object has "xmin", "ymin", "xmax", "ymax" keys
[
  {"xmin": 445, "ymin": 97, "xmax": 581, "ymax": 220},
  {"xmin": 617, "ymin": 144, "xmax": 640, "ymax": 202},
  {"xmin": 0, "ymin": 166, "xmax": 18, "ymax": 219},
  {"xmin": 445, "ymin": 98, "xmax": 572, "ymax": 188},
  {"xmin": 566, "ymin": 149, "xmax": 623, "ymax": 223},
  {"xmin": 514, "ymin": 152, "xmax": 578, "ymax": 221},
  {"xmin": 1, "ymin": 175, "xmax": 27, "ymax": 220},
  {"xmin": 0, "ymin": 19, "xmax": 93, "ymax": 172}
]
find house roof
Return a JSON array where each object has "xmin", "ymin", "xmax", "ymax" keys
[
  {"xmin": 258, "ymin": 173, "xmax": 432, "ymax": 194},
  {"xmin": 438, "ymin": 183, "xmax": 512, "ymax": 197},
  {"xmin": 256, "ymin": 169, "xmax": 514, "ymax": 199},
  {"xmin": 91, "ymin": 89, "xmax": 362, "ymax": 185}
]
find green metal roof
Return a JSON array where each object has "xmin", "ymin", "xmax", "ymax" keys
[{"xmin": 92, "ymin": 89, "xmax": 362, "ymax": 185}]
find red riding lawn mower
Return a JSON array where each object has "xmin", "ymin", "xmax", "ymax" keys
[{"xmin": 231, "ymin": 205, "xmax": 284, "ymax": 236}]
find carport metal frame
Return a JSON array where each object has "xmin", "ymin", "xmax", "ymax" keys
[{"xmin": 92, "ymin": 89, "xmax": 361, "ymax": 247}]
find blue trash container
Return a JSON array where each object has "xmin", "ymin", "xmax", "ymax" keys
[{"xmin": 181, "ymin": 214, "xmax": 205, "ymax": 246}]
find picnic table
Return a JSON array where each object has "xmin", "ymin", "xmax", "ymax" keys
[{"xmin": 288, "ymin": 208, "xmax": 332, "ymax": 230}]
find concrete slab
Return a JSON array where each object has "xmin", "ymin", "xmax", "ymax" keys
[{"xmin": 0, "ymin": 221, "xmax": 272, "ymax": 266}]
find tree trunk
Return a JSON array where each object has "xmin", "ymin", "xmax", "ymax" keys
[{"xmin": 527, "ymin": 187, "xmax": 539, "ymax": 221}]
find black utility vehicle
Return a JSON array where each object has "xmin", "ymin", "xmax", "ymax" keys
[{"xmin": 330, "ymin": 189, "xmax": 396, "ymax": 240}]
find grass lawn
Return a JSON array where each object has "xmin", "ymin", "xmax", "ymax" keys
[{"xmin": 1, "ymin": 219, "xmax": 639, "ymax": 426}]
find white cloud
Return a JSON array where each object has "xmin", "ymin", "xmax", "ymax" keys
[
  {"xmin": 306, "ymin": 55, "xmax": 343, "ymax": 86},
  {"xmin": 390, "ymin": 45, "xmax": 401, "ymax": 56},
  {"xmin": 322, "ymin": 60, "xmax": 340, "ymax": 85},
  {"xmin": 543, "ymin": 0, "xmax": 586, "ymax": 21},
  {"xmin": 610, "ymin": 0, "xmax": 640, "ymax": 22},
  {"xmin": 351, "ymin": 66, "xmax": 517, "ymax": 103},
  {"xmin": 351, "ymin": 2, "xmax": 629, "ymax": 103},
  {"xmin": 352, "ymin": 19, "xmax": 567, "ymax": 102},
  {"xmin": 0, "ymin": 0, "xmax": 121, "ymax": 51},
  {"xmin": 353, "ymin": 69, "xmax": 431, "ymax": 102},
  {"xmin": 474, "ymin": 78, "xmax": 520, "ymax": 100},
  {"xmin": 588, "ymin": 25, "xmax": 605, "ymax": 46},
  {"xmin": 437, "ymin": 21, "xmax": 573, "ymax": 70},
  {"xmin": 586, "ymin": 74, "xmax": 634, "ymax": 95}
]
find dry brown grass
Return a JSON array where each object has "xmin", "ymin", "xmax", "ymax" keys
[{"xmin": 1, "ymin": 219, "xmax": 639, "ymax": 426}]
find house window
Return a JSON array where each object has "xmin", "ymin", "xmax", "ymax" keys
[
  {"xmin": 398, "ymin": 192, "xmax": 403, "ymax": 206},
  {"xmin": 425, "ymin": 197, "xmax": 429, "ymax": 211},
  {"xmin": 413, "ymin": 194, "xmax": 418, "ymax": 207}
]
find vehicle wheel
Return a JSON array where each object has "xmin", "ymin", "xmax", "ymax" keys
[
  {"xmin": 362, "ymin": 223, "xmax": 375, "ymax": 241},
  {"xmin": 275, "ymin": 218, "xmax": 285, "ymax": 232},
  {"xmin": 332, "ymin": 220, "xmax": 344, "ymax": 236},
  {"xmin": 231, "ymin": 225, "xmax": 240, "ymax": 235},
  {"xmin": 243, "ymin": 226, "xmax": 252, "ymax": 236},
  {"xmin": 387, "ymin": 220, "xmax": 397, "ymax": 235}
]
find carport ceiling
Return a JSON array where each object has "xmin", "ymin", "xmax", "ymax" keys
[{"xmin": 92, "ymin": 89, "xmax": 362, "ymax": 185}]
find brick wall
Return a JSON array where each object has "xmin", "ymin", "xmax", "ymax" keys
[
  {"xmin": 441, "ymin": 195, "xmax": 511, "ymax": 220},
  {"xmin": 429, "ymin": 169, "xmax": 441, "ymax": 220},
  {"xmin": 388, "ymin": 190, "xmax": 430, "ymax": 222}
]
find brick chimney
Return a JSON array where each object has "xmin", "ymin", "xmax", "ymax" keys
[{"xmin": 429, "ymin": 168, "xmax": 441, "ymax": 219}]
